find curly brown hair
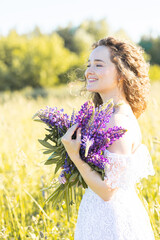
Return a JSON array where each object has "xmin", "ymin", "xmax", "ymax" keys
[{"xmin": 81, "ymin": 36, "xmax": 151, "ymax": 119}]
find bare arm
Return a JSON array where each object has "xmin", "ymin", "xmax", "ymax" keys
[{"xmin": 71, "ymin": 154, "xmax": 118, "ymax": 201}]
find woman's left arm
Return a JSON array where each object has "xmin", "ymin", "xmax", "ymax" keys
[{"xmin": 61, "ymin": 123, "xmax": 118, "ymax": 202}]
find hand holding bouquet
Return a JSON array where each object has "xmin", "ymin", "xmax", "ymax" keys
[{"xmin": 33, "ymin": 98, "xmax": 127, "ymax": 221}]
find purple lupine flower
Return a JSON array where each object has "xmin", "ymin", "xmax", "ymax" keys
[
  {"xmin": 73, "ymin": 100, "xmax": 94, "ymax": 128},
  {"xmin": 81, "ymin": 136, "xmax": 95, "ymax": 157},
  {"xmin": 37, "ymin": 106, "xmax": 70, "ymax": 132},
  {"xmin": 77, "ymin": 100, "xmax": 127, "ymax": 169},
  {"xmin": 35, "ymin": 98, "xmax": 127, "ymax": 173},
  {"xmin": 62, "ymin": 153, "xmax": 74, "ymax": 174},
  {"xmin": 83, "ymin": 150, "xmax": 110, "ymax": 169}
]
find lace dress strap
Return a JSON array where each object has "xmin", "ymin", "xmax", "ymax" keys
[{"xmin": 103, "ymin": 144, "xmax": 155, "ymax": 190}]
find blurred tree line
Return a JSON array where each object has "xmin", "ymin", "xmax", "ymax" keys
[{"xmin": 0, "ymin": 18, "xmax": 160, "ymax": 91}]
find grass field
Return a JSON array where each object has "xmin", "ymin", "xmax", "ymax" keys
[{"xmin": 0, "ymin": 82, "xmax": 160, "ymax": 239}]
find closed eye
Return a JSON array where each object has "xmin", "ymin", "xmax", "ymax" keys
[
  {"xmin": 96, "ymin": 65, "xmax": 103, "ymax": 67},
  {"xmin": 86, "ymin": 64, "xmax": 103, "ymax": 67}
]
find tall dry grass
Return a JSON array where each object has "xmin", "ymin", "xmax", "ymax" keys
[{"xmin": 0, "ymin": 82, "xmax": 159, "ymax": 239}]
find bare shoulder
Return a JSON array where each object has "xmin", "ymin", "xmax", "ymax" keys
[{"xmin": 106, "ymin": 113, "xmax": 142, "ymax": 155}]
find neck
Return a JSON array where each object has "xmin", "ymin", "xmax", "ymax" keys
[
  {"xmin": 99, "ymin": 87, "xmax": 128, "ymax": 105},
  {"xmin": 99, "ymin": 88, "xmax": 134, "ymax": 116}
]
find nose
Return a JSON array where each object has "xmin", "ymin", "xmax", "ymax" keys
[{"xmin": 85, "ymin": 65, "xmax": 96, "ymax": 78}]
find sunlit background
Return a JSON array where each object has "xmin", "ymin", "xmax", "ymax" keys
[
  {"xmin": 0, "ymin": 0, "xmax": 160, "ymax": 239},
  {"xmin": 0, "ymin": 0, "xmax": 160, "ymax": 42}
]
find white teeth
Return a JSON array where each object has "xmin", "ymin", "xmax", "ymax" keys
[{"xmin": 88, "ymin": 78, "xmax": 97, "ymax": 81}]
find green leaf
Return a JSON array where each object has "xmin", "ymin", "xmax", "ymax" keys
[
  {"xmin": 69, "ymin": 174, "xmax": 79, "ymax": 187},
  {"xmin": 57, "ymin": 137, "xmax": 63, "ymax": 146},
  {"xmin": 68, "ymin": 172, "xmax": 79, "ymax": 183},
  {"xmin": 44, "ymin": 158, "xmax": 58, "ymax": 165},
  {"xmin": 32, "ymin": 112, "xmax": 39, "ymax": 119},
  {"xmin": 79, "ymin": 175, "xmax": 82, "ymax": 183},
  {"xmin": 70, "ymin": 186, "xmax": 73, "ymax": 206},
  {"xmin": 81, "ymin": 178, "xmax": 88, "ymax": 188},
  {"xmin": 52, "ymin": 184, "xmax": 67, "ymax": 209},
  {"xmin": 78, "ymin": 181, "xmax": 82, "ymax": 187},
  {"xmin": 44, "ymin": 134, "xmax": 51, "ymax": 141},
  {"xmin": 40, "ymin": 185, "xmax": 53, "ymax": 191},
  {"xmin": 45, "ymin": 184, "xmax": 65, "ymax": 204},
  {"xmin": 33, "ymin": 119, "xmax": 44, "ymax": 123},
  {"xmin": 54, "ymin": 162, "xmax": 63, "ymax": 174},
  {"xmin": 48, "ymin": 152, "xmax": 63, "ymax": 162},
  {"xmin": 65, "ymin": 184, "xmax": 70, "ymax": 222},
  {"xmin": 45, "ymin": 128, "xmax": 53, "ymax": 132},
  {"xmin": 73, "ymin": 186, "xmax": 77, "ymax": 202},
  {"xmin": 38, "ymin": 139, "xmax": 55, "ymax": 149},
  {"xmin": 43, "ymin": 149, "xmax": 55, "ymax": 154},
  {"xmin": 48, "ymin": 152, "xmax": 61, "ymax": 160}
]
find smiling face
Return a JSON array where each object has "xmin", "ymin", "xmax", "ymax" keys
[{"xmin": 85, "ymin": 45, "xmax": 119, "ymax": 94}]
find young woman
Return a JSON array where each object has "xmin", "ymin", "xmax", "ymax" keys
[{"xmin": 59, "ymin": 36, "xmax": 155, "ymax": 239}]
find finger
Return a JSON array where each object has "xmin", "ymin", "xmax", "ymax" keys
[
  {"xmin": 68, "ymin": 123, "xmax": 79, "ymax": 132},
  {"xmin": 61, "ymin": 176, "xmax": 66, "ymax": 184},
  {"xmin": 65, "ymin": 123, "xmax": 79, "ymax": 138},
  {"xmin": 62, "ymin": 178, "xmax": 66, "ymax": 184},
  {"xmin": 58, "ymin": 176, "xmax": 66, "ymax": 184},
  {"xmin": 76, "ymin": 127, "xmax": 81, "ymax": 143},
  {"xmin": 61, "ymin": 123, "xmax": 79, "ymax": 143},
  {"xmin": 58, "ymin": 176, "xmax": 62, "ymax": 184},
  {"xmin": 72, "ymin": 123, "xmax": 79, "ymax": 127}
]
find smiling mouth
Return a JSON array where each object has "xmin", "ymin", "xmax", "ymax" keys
[{"xmin": 88, "ymin": 79, "xmax": 98, "ymax": 83}]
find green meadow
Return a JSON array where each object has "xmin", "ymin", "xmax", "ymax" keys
[{"xmin": 0, "ymin": 82, "xmax": 159, "ymax": 239}]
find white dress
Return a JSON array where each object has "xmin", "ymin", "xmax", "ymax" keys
[{"xmin": 74, "ymin": 144, "xmax": 156, "ymax": 240}]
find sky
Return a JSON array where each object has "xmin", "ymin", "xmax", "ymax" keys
[{"xmin": 0, "ymin": 0, "xmax": 160, "ymax": 43}]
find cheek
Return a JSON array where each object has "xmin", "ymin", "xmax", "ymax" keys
[{"xmin": 98, "ymin": 68, "xmax": 110, "ymax": 79}]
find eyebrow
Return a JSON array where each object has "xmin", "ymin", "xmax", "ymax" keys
[{"xmin": 87, "ymin": 59, "xmax": 105, "ymax": 63}]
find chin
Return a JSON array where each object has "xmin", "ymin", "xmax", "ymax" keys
[
  {"xmin": 87, "ymin": 89, "xmax": 95, "ymax": 92},
  {"xmin": 87, "ymin": 88, "xmax": 102, "ymax": 95},
  {"xmin": 86, "ymin": 86, "xmax": 98, "ymax": 92}
]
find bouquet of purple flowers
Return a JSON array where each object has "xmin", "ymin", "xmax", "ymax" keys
[{"xmin": 33, "ymin": 98, "xmax": 127, "ymax": 221}]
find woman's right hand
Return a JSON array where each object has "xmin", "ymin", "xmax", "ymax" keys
[{"xmin": 58, "ymin": 170, "xmax": 67, "ymax": 184}]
